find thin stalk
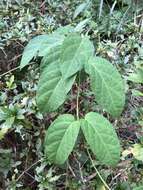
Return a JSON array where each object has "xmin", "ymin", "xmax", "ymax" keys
[
  {"xmin": 76, "ymin": 73, "xmax": 80, "ymax": 120},
  {"xmin": 87, "ymin": 149, "xmax": 111, "ymax": 190},
  {"xmin": 0, "ymin": 62, "xmax": 34, "ymax": 78},
  {"xmin": 16, "ymin": 159, "xmax": 42, "ymax": 182},
  {"xmin": 99, "ymin": 0, "xmax": 104, "ymax": 19},
  {"xmin": 76, "ymin": 85, "xmax": 79, "ymax": 119},
  {"xmin": 0, "ymin": 66, "xmax": 20, "ymax": 78}
]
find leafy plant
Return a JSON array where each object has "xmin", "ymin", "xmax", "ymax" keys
[{"xmin": 20, "ymin": 30, "xmax": 125, "ymax": 166}]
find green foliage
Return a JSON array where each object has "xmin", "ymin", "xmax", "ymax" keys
[
  {"xmin": 0, "ymin": 104, "xmax": 25, "ymax": 139},
  {"xmin": 133, "ymin": 187, "xmax": 143, "ymax": 190},
  {"xmin": 1, "ymin": 0, "xmax": 143, "ymax": 189},
  {"xmin": 73, "ymin": 1, "xmax": 91, "ymax": 19},
  {"xmin": 44, "ymin": 114, "xmax": 80, "ymax": 164},
  {"xmin": 60, "ymin": 34, "xmax": 94, "ymax": 79},
  {"xmin": 36, "ymin": 46, "xmax": 76, "ymax": 113},
  {"xmin": 128, "ymin": 68, "xmax": 143, "ymax": 84},
  {"xmin": 131, "ymin": 144, "xmax": 143, "ymax": 161},
  {"xmin": 81, "ymin": 112, "xmax": 120, "ymax": 166},
  {"xmin": 20, "ymin": 32, "xmax": 125, "ymax": 166},
  {"xmin": 87, "ymin": 57, "xmax": 125, "ymax": 117},
  {"xmin": 20, "ymin": 34, "xmax": 64, "ymax": 69}
]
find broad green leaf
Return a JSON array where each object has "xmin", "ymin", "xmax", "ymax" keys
[
  {"xmin": 20, "ymin": 34, "xmax": 64, "ymax": 69},
  {"xmin": 40, "ymin": 45, "xmax": 61, "ymax": 72},
  {"xmin": 44, "ymin": 114, "xmax": 80, "ymax": 164},
  {"xmin": 81, "ymin": 112, "xmax": 120, "ymax": 166},
  {"xmin": 87, "ymin": 57, "xmax": 125, "ymax": 117},
  {"xmin": 60, "ymin": 34, "xmax": 94, "ymax": 79},
  {"xmin": 36, "ymin": 47, "xmax": 75, "ymax": 113}
]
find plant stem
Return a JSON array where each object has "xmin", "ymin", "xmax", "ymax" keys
[
  {"xmin": 76, "ymin": 73, "xmax": 80, "ymax": 120},
  {"xmin": 16, "ymin": 159, "xmax": 42, "ymax": 182},
  {"xmin": 76, "ymin": 86, "xmax": 79, "ymax": 120},
  {"xmin": 99, "ymin": 0, "xmax": 104, "ymax": 19},
  {"xmin": 87, "ymin": 149, "xmax": 111, "ymax": 190}
]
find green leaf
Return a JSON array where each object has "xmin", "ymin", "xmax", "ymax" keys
[
  {"xmin": 60, "ymin": 34, "xmax": 94, "ymax": 79},
  {"xmin": 131, "ymin": 143, "xmax": 143, "ymax": 161},
  {"xmin": 20, "ymin": 34, "xmax": 64, "ymax": 69},
  {"xmin": 73, "ymin": 2, "xmax": 89, "ymax": 19},
  {"xmin": 128, "ymin": 68, "xmax": 143, "ymax": 84},
  {"xmin": 36, "ymin": 47, "xmax": 75, "ymax": 113},
  {"xmin": 53, "ymin": 25, "xmax": 74, "ymax": 35},
  {"xmin": 87, "ymin": 57, "xmax": 125, "ymax": 117},
  {"xmin": 44, "ymin": 114, "xmax": 80, "ymax": 164},
  {"xmin": 132, "ymin": 89, "xmax": 143, "ymax": 97},
  {"xmin": 81, "ymin": 112, "xmax": 120, "ymax": 166},
  {"xmin": 74, "ymin": 18, "xmax": 90, "ymax": 32},
  {"xmin": 0, "ymin": 128, "xmax": 8, "ymax": 140}
]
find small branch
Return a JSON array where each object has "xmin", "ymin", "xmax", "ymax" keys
[
  {"xmin": 83, "ymin": 172, "xmax": 97, "ymax": 183},
  {"xmin": 110, "ymin": 1, "xmax": 117, "ymax": 16},
  {"xmin": 76, "ymin": 84, "xmax": 80, "ymax": 120},
  {"xmin": 87, "ymin": 149, "xmax": 111, "ymax": 190},
  {"xmin": 0, "ymin": 66, "xmax": 20, "ymax": 78},
  {"xmin": 99, "ymin": 0, "xmax": 104, "ymax": 19},
  {"xmin": 68, "ymin": 164, "xmax": 76, "ymax": 178},
  {"xmin": 8, "ymin": 54, "xmax": 22, "ymax": 63},
  {"xmin": 76, "ymin": 73, "xmax": 80, "ymax": 120},
  {"xmin": 16, "ymin": 159, "xmax": 41, "ymax": 182},
  {"xmin": 0, "ymin": 61, "xmax": 34, "ymax": 78}
]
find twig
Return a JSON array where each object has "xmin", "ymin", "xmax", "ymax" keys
[
  {"xmin": 25, "ymin": 171, "xmax": 35, "ymax": 180},
  {"xmin": 87, "ymin": 149, "xmax": 111, "ymax": 190},
  {"xmin": 68, "ymin": 164, "xmax": 76, "ymax": 178},
  {"xmin": 99, "ymin": 0, "xmax": 104, "ymax": 19},
  {"xmin": 0, "ymin": 61, "xmax": 34, "ymax": 78},
  {"xmin": 0, "ymin": 48, "xmax": 7, "ymax": 58},
  {"xmin": 16, "ymin": 159, "xmax": 41, "ymax": 182},
  {"xmin": 83, "ymin": 172, "xmax": 97, "ymax": 183},
  {"xmin": 110, "ymin": 1, "xmax": 117, "ymax": 16},
  {"xmin": 8, "ymin": 54, "xmax": 22, "ymax": 63},
  {"xmin": 110, "ymin": 172, "xmax": 121, "ymax": 185},
  {"xmin": 0, "ymin": 66, "xmax": 20, "ymax": 78},
  {"xmin": 74, "ymin": 156, "xmax": 85, "ymax": 184}
]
